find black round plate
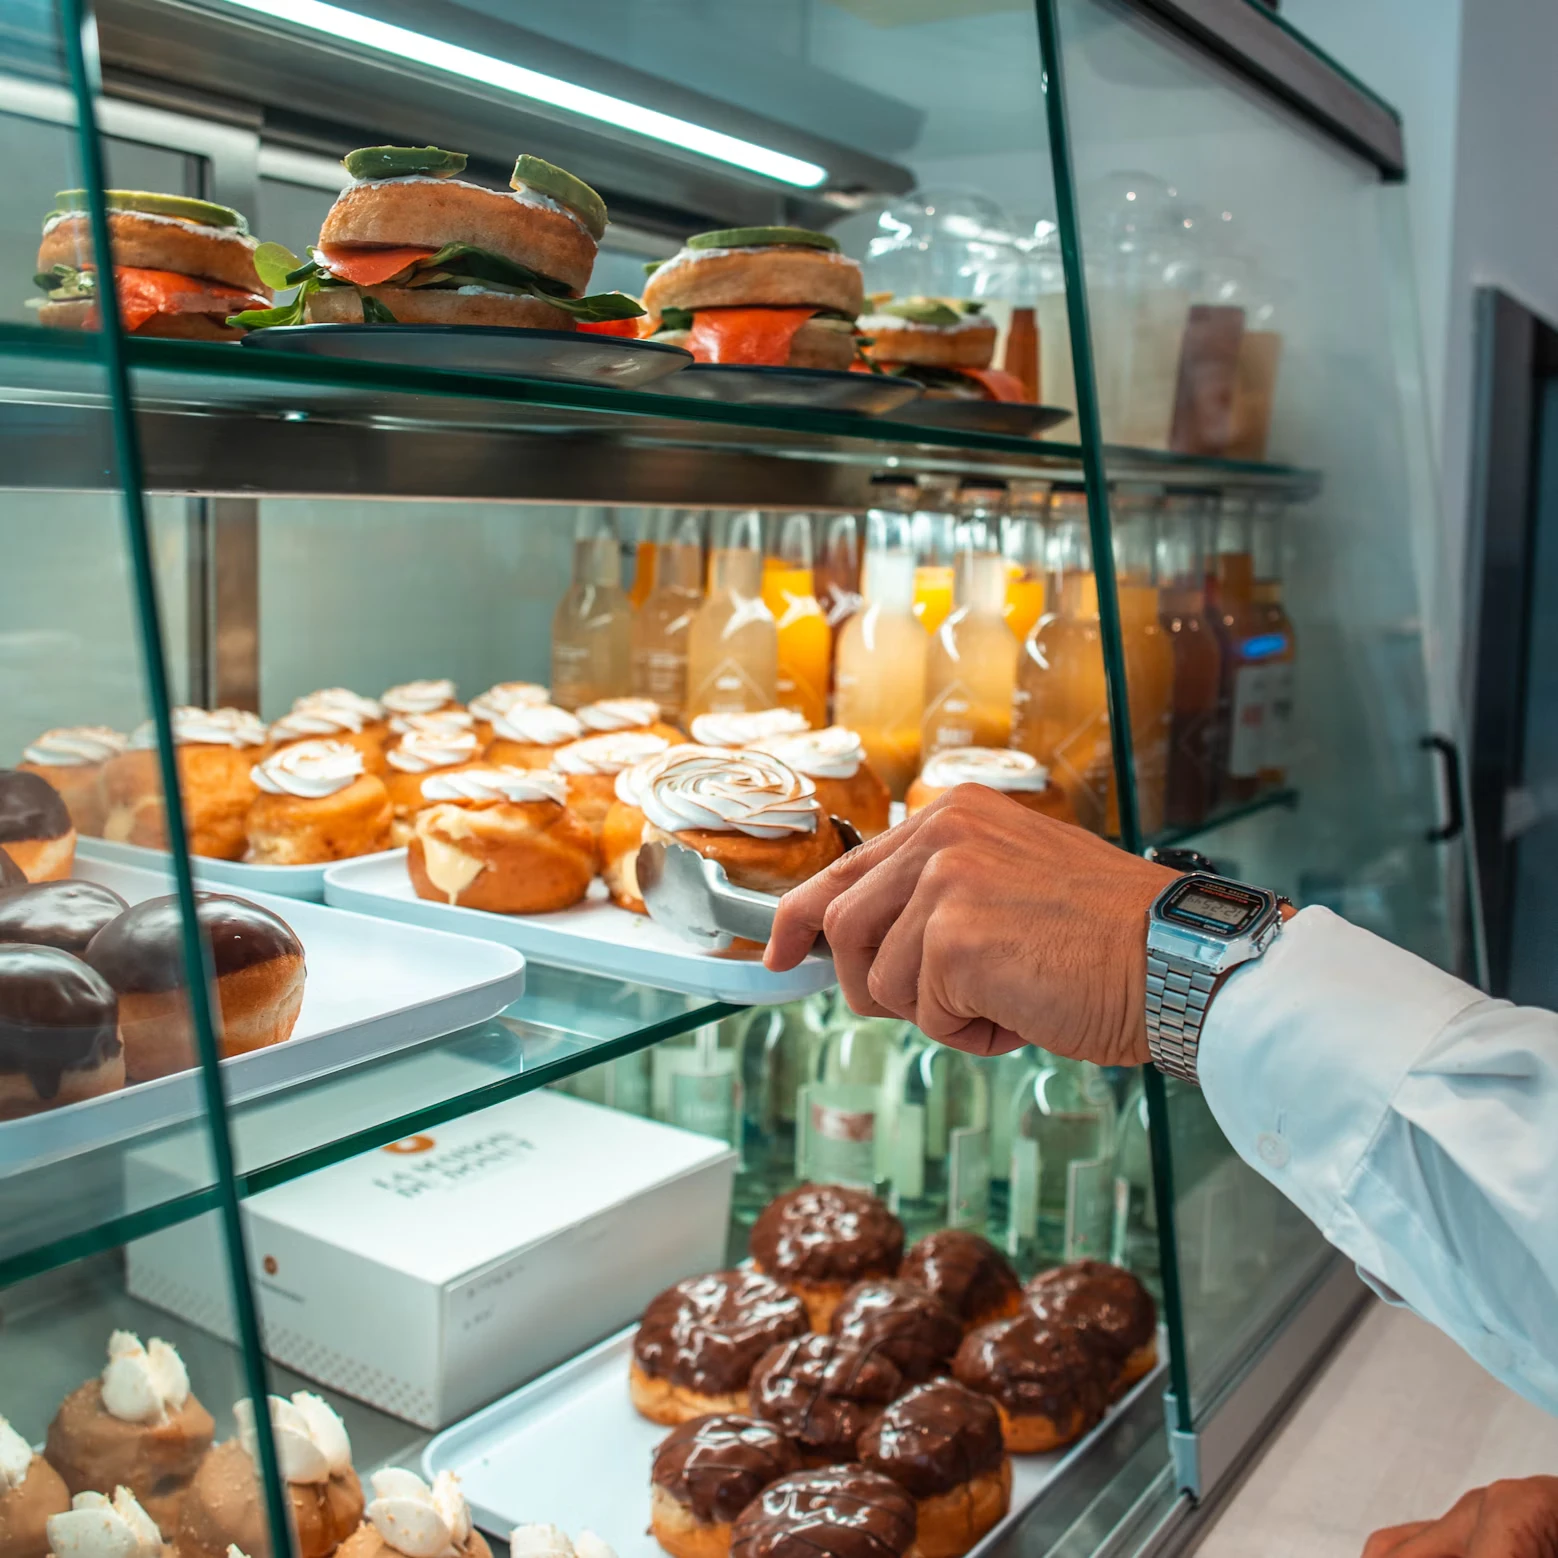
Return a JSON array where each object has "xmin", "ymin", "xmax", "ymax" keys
[
  {"xmin": 648, "ymin": 363, "xmax": 923, "ymax": 415},
  {"xmin": 887, "ymin": 397, "xmax": 1073, "ymax": 436}
]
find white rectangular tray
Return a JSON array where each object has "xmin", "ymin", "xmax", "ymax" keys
[
  {"xmin": 76, "ymin": 836, "xmax": 402, "ymax": 902},
  {"xmin": 322, "ymin": 851, "xmax": 836, "ymax": 1006},
  {"xmin": 0, "ymin": 858, "xmax": 527, "ymax": 1172},
  {"xmin": 423, "ymin": 1325, "xmax": 1164, "ymax": 1557}
]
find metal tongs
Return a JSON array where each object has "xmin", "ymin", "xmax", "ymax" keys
[{"xmin": 636, "ymin": 817, "xmax": 862, "ymax": 955}]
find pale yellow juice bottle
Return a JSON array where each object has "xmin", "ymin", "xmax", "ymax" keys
[
  {"xmin": 551, "ymin": 507, "xmax": 632, "ymax": 710},
  {"xmin": 631, "ymin": 509, "xmax": 703, "ymax": 726},
  {"xmin": 835, "ymin": 509, "xmax": 928, "ymax": 798},
  {"xmin": 685, "ymin": 510, "xmax": 778, "ymax": 720},
  {"xmin": 762, "ymin": 514, "xmax": 831, "ymax": 728}
]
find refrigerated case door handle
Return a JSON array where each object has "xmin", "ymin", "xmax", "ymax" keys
[{"xmin": 1421, "ymin": 734, "xmax": 1465, "ymax": 843}]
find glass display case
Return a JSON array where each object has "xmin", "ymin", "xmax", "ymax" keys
[{"xmin": 0, "ymin": 2, "xmax": 1453, "ymax": 1556}]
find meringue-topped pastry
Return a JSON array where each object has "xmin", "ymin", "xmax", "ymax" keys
[
  {"xmin": 550, "ymin": 731, "xmax": 670, "ymax": 836},
  {"xmin": 485, "ymin": 705, "xmax": 584, "ymax": 770},
  {"xmin": 246, "ymin": 741, "xmax": 393, "ymax": 866},
  {"xmin": 748, "ymin": 726, "xmax": 891, "ymax": 839},
  {"xmin": 596, "ymin": 744, "xmax": 725, "ymax": 916},
  {"xmin": 508, "ymin": 1529, "xmax": 615, "ymax": 1558},
  {"xmin": 0, "ymin": 1413, "xmax": 69, "ymax": 1558},
  {"xmin": 575, "ymin": 698, "xmax": 682, "ymax": 745},
  {"xmin": 336, "ymin": 1470, "xmax": 490, "ymax": 1558},
  {"xmin": 388, "ymin": 709, "xmax": 475, "ymax": 737},
  {"xmin": 688, "ymin": 709, "xmax": 810, "ymax": 748},
  {"xmin": 906, "ymin": 746, "xmax": 1074, "ymax": 823},
  {"xmin": 46, "ymin": 1488, "xmax": 162, "ymax": 1558},
  {"xmin": 46, "ymin": 1333, "xmax": 214, "ymax": 1540},
  {"xmin": 176, "ymin": 1393, "xmax": 363, "ymax": 1558},
  {"xmin": 131, "ymin": 708, "xmax": 268, "ymax": 751},
  {"xmin": 17, "ymin": 728, "xmax": 126, "ymax": 837},
  {"xmin": 271, "ymin": 698, "xmax": 387, "ymax": 773},
  {"xmin": 380, "ymin": 680, "xmax": 459, "ymax": 718},
  {"xmin": 294, "ymin": 688, "xmax": 386, "ymax": 725},
  {"xmin": 383, "ymin": 725, "xmax": 482, "ymax": 842},
  {"xmin": 469, "ymin": 683, "xmax": 549, "ymax": 742}
]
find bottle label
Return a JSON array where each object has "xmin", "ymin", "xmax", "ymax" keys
[
  {"xmin": 923, "ymin": 683, "xmax": 975, "ymax": 751},
  {"xmin": 799, "ymin": 1083, "xmax": 878, "ymax": 1190},
  {"xmin": 1007, "ymin": 1137, "xmax": 1041, "ymax": 1252},
  {"xmin": 552, "ymin": 642, "xmax": 591, "ymax": 705},
  {"xmin": 948, "ymin": 1124, "xmax": 991, "ymax": 1228},
  {"xmin": 1063, "ymin": 1153, "xmax": 1112, "ymax": 1260},
  {"xmin": 1263, "ymin": 660, "xmax": 1294, "ymax": 770},
  {"xmin": 637, "ymin": 649, "xmax": 687, "ymax": 706},
  {"xmin": 693, "ymin": 657, "xmax": 768, "ymax": 714},
  {"xmin": 1226, "ymin": 664, "xmax": 1268, "ymax": 778}
]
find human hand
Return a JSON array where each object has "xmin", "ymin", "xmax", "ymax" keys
[
  {"xmin": 765, "ymin": 784, "xmax": 1177, "ymax": 1068},
  {"xmin": 1360, "ymin": 1477, "xmax": 1558, "ymax": 1556}
]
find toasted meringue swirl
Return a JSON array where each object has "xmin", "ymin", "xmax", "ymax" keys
[
  {"xmin": 23, "ymin": 726, "xmax": 126, "ymax": 767},
  {"xmin": 390, "ymin": 708, "xmax": 475, "ymax": 736},
  {"xmin": 576, "ymin": 697, "xmax": 659, "ymax": 733},
  {"xmin": 132, "ymin": 707, "xmax": 267, "ymax": 750},
  {"xmin": 689, "ymin": 708, "xmax": 811, "ymax": 748},
  {"xmin": 551, "ymin": 732, "xmax": 669, "ymax": 777},
  {"xmin": 381, "ymin": 679, "xmax": 457, "ymax": 715},
  {"xmin": 271, "ymin": 705, "xmax": 367, "ymax": 741},
  {"xmin": 612, "ymin": 743, "xmax": 725, "ymax": 809},
  {"xmin": 470, "ymin": 682, "xmax": 549, "ymax": 723},
  {"xmin": 295, "ymin": 687, "xmax": 384, "ymax": 723},
  {"xmin": 387, "ymin": 726, "xmax": 480, "ymax": 774},
  {"xmin": 252, "ymin": 740, "xmax": 364, "ymax": 798},
  {"xmin": 420, "ymin": 767, "xmax": 566, "ymax": 805},
  {"xmin": 491, "ymin": 704, "xmax": 583, "ymax": 747},
  {"xmin": 641, "ymin": 748, "xmax": 818, "ymax": 838},
  {"xmin": 920, "ymin": 747, "xmax": 1050, "ymax": 792},
  {"xmin": 749, "ymin": 725, "xmax": 864, "ymax": 780}
]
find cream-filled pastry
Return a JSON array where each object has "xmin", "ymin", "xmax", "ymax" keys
[
  {"xmin": 484, "ymin": 705, "xmax": 583, "ymax": 770},
  {"xmin": 408, "ymin": 768, "xmax": 596, "ymax": 914},
  {"xmin": 103, "ymin": 709, "xmax": 268, "ymax": 861},
  {"xmin": 46, "ymin": 1488, "xmax": 162, "ymax": 1558},
  {"xmin": 0, "ymin": 1413, "xmax": 69, "ymax": 1558},
  {"xmin": 575, "ymin": 697, "xmax": 683, "ymax": 745},
  {"xmin": 383, "ymin": 725, "xmax": 482, "ymax": 844},
  {"xmin": 0, "ymin": 771, "xmax": 76, "ymax": 883},
  {"xmin": 748, "ymin": 727, "xmax": 891, "ymax": 839},
  {"xmin": 336, "ymin": 1470, "xmax": 490, "ymax": 1558},
  {"xmin": 46, "ymin": 1333, "xmax": 213, "ymax": 1539},
  {"xmin": 246, "ymin": 741, "xmax": 393, "ymax": 865},
  {"xmin": 176, "ymin": 1394, "xmax": 362, "ymax": 1558},
  {"xmin": 380, "ymin": 680, "xmax": 460, "ymax": 720},
  {"xmin": 905, "ymin": 747, "xmax": 1075, "ymax": 822},
  {"xmin": 17, "ymin": 728, "xmax": 126, "ymax": 837},
  {"xmin": 687, "ymin": 710, "xmax": 810, "ymax": 749},
  {"xmin": 596, "ymin": 745, "xmax": 726, "ymax": 915},
  {"xmin": 469, "ymin": 683, "xmax": 549, "ymax": 744},
  {"xmin": 270, "ymin": 701, "xmax": 388, "ymax": 775},
  {"xmin": 549, "ymin": 732, "xmax": 670, "ymax": 837}
]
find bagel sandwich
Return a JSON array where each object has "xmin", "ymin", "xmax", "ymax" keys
[
  {"xmin": 859, "ymin": 296, "xmax": 1027, "ymax": 400},
  {"xmin": 231, "ymin": 147, "xmax": 642, "ymax": 332},
  {"xmin": 641, "ymin": 225, "xmax": 864, "ymax": 369},
  {"xmin": 31, "ymin": 190, "xmax": 270, "ymax": 342}
]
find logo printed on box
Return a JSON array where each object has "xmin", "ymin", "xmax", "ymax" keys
[{"xmin": 372, "ymin": 1131, "xmax": 535, "ymax": 1199}]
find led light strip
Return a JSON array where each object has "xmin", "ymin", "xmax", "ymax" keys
[{"xmin": 221, "ymin": 0, "xmax": 829, "ymax": 189}]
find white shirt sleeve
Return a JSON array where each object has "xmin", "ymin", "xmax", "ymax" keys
[{"xmin": 1198, "ymin": 905, "xmax": 1558, "ymax": 1417}]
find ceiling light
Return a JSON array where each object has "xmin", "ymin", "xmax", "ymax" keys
[{"xmin": 220, "ymin": 0, "xmax": 829, "ymax": 189}]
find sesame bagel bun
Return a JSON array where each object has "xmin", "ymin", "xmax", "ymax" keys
[
  {"xmin": 36, "ymin": 299, "xmax": 244, "ymax": 341},
  {"xmin": 39, "ymin": 210, "xmax": 262, "ymax": 292},
  {"xmin": 322, "ymin": 178, "xmax": 595, "ymax": 294},
  {"xmin": 305, "ymin": 285, "xmax": 576, "ymax": 330},
  {"xmin": 864, "ymin": 314, "xmax": 997, "ymax": 369},
  {"xmin": 644, "ymin": 245, "xmax": 864, "ymax": 327}
]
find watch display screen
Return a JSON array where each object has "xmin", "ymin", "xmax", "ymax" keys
[{"xmin": 1164, "ymin": 879, "xmax": 1266, "ymax": 934}]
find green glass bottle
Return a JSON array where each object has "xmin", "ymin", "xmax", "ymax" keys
[{"xmin": 888, "ymin": 1031, "xmax": 993, "ymax": 1239}]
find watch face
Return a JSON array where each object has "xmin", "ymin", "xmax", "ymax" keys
[{"xmin": 1161, "ymin": 876, "xmax": 1269, "ymax": 936}]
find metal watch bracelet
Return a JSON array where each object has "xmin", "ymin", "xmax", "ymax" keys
[{"xmin": 1144, "ymin": 950, "xmax": 1218, "ymax": 1085}]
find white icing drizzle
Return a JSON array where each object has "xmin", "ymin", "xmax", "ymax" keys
[
  {"xmin": 689, "ymin": 708, "xmax": 811, "ymax": 748},
  {"xmin": 366, "ymin": 1469, "xmax": 472, "ymax": 1558},
  {"xmin": 748, "ymin": 726, "xmax": 864, "ymax": 780},
  {"xmin": 251, "ymin": 740, "xmax": 363, "ymax": 798},
  {"xmin": 381, "ymin": 680, "xmax": 457, "ymax": 716},
  {"xmin": 491, "ymin": 704, "xmax": 583, "ymax": 747},
  {"xmin": 419, "ymin": 767, "xmax": 566, "ymax": 805},
  {"xmin": 551, "ymin": 732, "xmax": 669, "ymax": 777},
  {"xmin": 575, "ymin": 697, "xmax": 659, "ymax": 733},
  {"xmin": 234, "ymin": 1392, "xmax": 351, "ymax": 1485},
  {"xmin": 22, "ymin": 726, "xmax": 126, "ymax": 767},
  {"xmin": 640, "ymin": 747, "xmax": 818, "ymax": 839},
  {"xmin": 387, "ymin": 727, "xmax": 480, "ymax": 773},
  {"xmin": 920, "ymin": 747, "xmax": 1050, "ymax": 792}
]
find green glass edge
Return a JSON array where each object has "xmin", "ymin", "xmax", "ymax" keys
[
  {"xmin": 1240, "ymin": 0, "xmax": 1401, "ymax": 124},
  {"xmin": 1033, "ymin": 0, "xmax": 1195, "ymax": 1434},
  {"xmin": 55, "ymin": 6, "xmax": 294, "ymax": 1547},
  {"xmin": 1147, "ymin": 786, "xmax": 1298, "ymax": 850}
]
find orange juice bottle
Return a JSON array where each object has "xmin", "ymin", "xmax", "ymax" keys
[
  {"xmin": 1251, "ymin": 497, "xmax": 1297, "ymax": 785},
  {"xmin": 632, "ymin": 509, "xmax": 704, "ymax": 725},
  {"xmin": 1003, "ymin": 488, "xmax": 1048, "ymax": 642},
  {"xmin": 629, "ymin": 509, "xmax": 669, "ymax": 609},
  {"xmin": 912, "ymin": 506, "xmax": 956, "ymax": 636},
  {"xmin": 685, "ymin": 510, "xmax": 777, "ymax": 720},
  {"xmin": 1110, "ymin": 487, "xmax": 1173, "ymax": 837},
  {"xmin": 763, "ymin": 514, "xmax": 831, "ymax": 729},
  {"xmin": 1207, "ymin": 498, "xmax": 1267, "ymax": 805}
]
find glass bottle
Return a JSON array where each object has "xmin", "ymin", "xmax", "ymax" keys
[
  {"xmin": 1110, "ymin": 1073, "xmax": 1161, "ymax": 1294},
  {"xmin": 629, "ymin": 508, "xmax": 668, "ymax": 611},
  {"xmin": 650, "ymin": 1018, "xmax": 741, "ymax": 1146},
  {"xmin": 1206, "ymin": 497, "xmax": 1267, "ymax": 805},
  {"xmin": 685, "ymin": 510, "xmax": 778, "ymax": 720},
  {"xmin": 814, "ymin": 512, "xmax": 863, "ymax": 689},
  {"xmin": 1251, "ymin": 498, "xmax": 1297, "ymax": 786},
  {"xmin": 988, "ymin": 1047, "xmax": 1040, "ymax": 1242},
  {"xmin": 1157, "ymin": 493, "xmax": 1224, "ymax": 828},
  {"xmin": 1006, "ymin": 1054, "xmax": 1118, "ymax": 1274},
  {"xmin": 1227, "ymin": 255, "xmax": 1285, "ymax": 462},
  {"xmin": 796, "ymin": 1012, "xmax": 906, "ymax": 1195},
  {"xmin": 762, "ymin": 514, "xmax": 831, "ymax": 729},
  {"xmin": 834, "ymin": 506, "xmax": 928, "ymax": 799},
  {"xmin": 922, "ymin": 485, "xmax": 1018, "ymax": 759},
  {"xmin": 887, "ymin": 1030, "xmax": 992, "ymax": 1239},
  {"xmin": 551, "ymin": 508, "xmax": 633, "ymax": 709},
  {"xmin": 631, "ymin": 508, "xmax": 704, "ymax": 725},
  {"xmin": 556, "ymin": 1048, "xmax": 653, "ymax": 1116},
  {"xmin": 1002, "ymin": 486, "xmax": 1049, "ymax": 643},
  {"xmin": 912, "ymin": 505, "xmax": 957, "ymax": 637}
]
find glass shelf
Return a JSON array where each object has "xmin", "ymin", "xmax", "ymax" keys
[
  {"xmin": 0, "ymin": 965, "xmax": 736, "ymax": 1289},
  {"xmin": 1147, "ymin": 788, "xmax": 1300, "ymax": 853}
]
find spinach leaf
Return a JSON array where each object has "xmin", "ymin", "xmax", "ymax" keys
[
  {"xmin": 656, "ymin": 307, "xmax": 694, "ymax": 333},
  {"xmin": 360, "ymin": 294, "xmax": 399, "ymax": 324}
]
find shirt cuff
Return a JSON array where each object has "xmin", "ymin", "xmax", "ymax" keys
[{"xmin": 1197, "ymin": 906, "xmax": 1482, "ymax": 1246}]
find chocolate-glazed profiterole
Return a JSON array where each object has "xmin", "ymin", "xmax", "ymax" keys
[
  {"xmin": 1026, "ymin": 1261, "xmax": 1158, "ymax": 1394},
  {"xmin": 730, "ymin": 1467, "xmax": 915, "ymax": 1558},
  {"xmin": 748, "ymin": 1334, "xmax": 902, "ymax": 1466},
  {"xmin": 632, "ymin": 1271, "xmax": 810, "ymax": 1427},
  {"xmin": 650, "ymin": 1415, "xmax": 803, "ymax": 1558},
  {"xmin": 85, "ymin": 892, "xmax": 305, "ymax": 1082},
  {"xmin": 0, "ymin": 770, "xmax": 76, "ymax": 882},
  {"xmin": 0, "ymin": 882, "xmax": 128, "ymax": 955},
  {"xmin": 0, "ymin": 944, "xmax": 123, "ymax": 1119},
  {"xmin": 952, "ymin": 1312, "xmax": 1109, "ymax": 1454},
  {"xmin": 858, "ymin": 1381, "xmax": 1009, "ymax": 1558},
  {"xmin": 749, "ymin": 1185, "xmax": 904, "ymax": 1332},
  {"xmin": 0, "ymin": 848, "xmax": 28, "ymax": 893},
  {"xmin": 830, "ymin": 1280, "xmax": 961, "ymax": 1384},
  {"xmin": 898, "ymin": 1231, "xmax": 1023, "ymax": 1333}
]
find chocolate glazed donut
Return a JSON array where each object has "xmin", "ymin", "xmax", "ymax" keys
[
  {"xmin": 0, "ymin": 845, "xmax": 27, "ymax": 891},
  {"xmin": 1026, "ymin": 1261, "xmax": 1158, "ymax": 1394},
  {"xmin": 0, "ymin": 770, "xmax": 76, "ymax": 881},
  {"xmin": 650, "ymin": 1414, "xmax": 804, "ymax": 1558},
  {"xmin": 0, "ymin": 943, "xmax": 123, "ymax": 1118},
  {"xmin": 830, "ymin": 1279, "xmax": 963, "ymax": 1384},
  {"xmin": 898, "ymin": 1230, "xmax": 1023, "ymax": 1333},
  {"xmin": 731, "ymin": 1466, "xmax": 916, "ymax": 1558},
  {"xmin": 0, "ymin": 882, "xmax": 128, "ymax": 954},
  {"xmin": 748, "ymin": 1334, "xmax": 902, "ymax": 1465}
]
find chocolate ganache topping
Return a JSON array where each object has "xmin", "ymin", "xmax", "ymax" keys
[
  {"xmin": 652, "ymin": 1414, "xmax": 804, "ymax": 1525},
  {"xmin": 898, "ymin": 1230, "xmax": 1022, "ymax": 1329},
  {"xmin": 0, "ymin": 944, "xmax": 120, "ymax": 1099},
  {"xmin": 953, "ymin": 1312, "xmax": 1109, "ymax": 1428},
  {"xmin": 857, "ymin": 1379, "xmax": 1005, "ymax": 1499},
  {"xmin": 831, "ymin": 1280, "xmax": 962, "ymax": 1384},
  {"xmin": 84, "ymin": 893, "xmax": 302, "ymax": 995},
  {"xmin": 0, "ymin": 882, "xmax": 128, "ymax": 955},
  {"xmin": 749, "ymin": 1334, "xmax": 903, "ymax": 1463},
  {"xmin": 750, "ymin": 1185, "xmax": 904, "ymax": 1284},
  {"xmin": 0, "ymin": 847, "xmax": 27, "ymax": 892},
  {"xmin": 635, "ymin": 1270, "xmax": 809, "ymax": 1394},
  {"xmin": 0, "ymin": 770, "xmax": 72, "ymax": 843},
  {"xmin": 731, "ymin": 1466, "xmax": 915, "ymax": 1558},
  {"xmin": 1025, "ymin": 1261, "xmax": 1156, "ymax": 1363}
]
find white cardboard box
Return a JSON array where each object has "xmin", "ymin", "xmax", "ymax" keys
[{"xmin": 125, "ymin": 1088, "xmax": 737, "ymax": 1428}]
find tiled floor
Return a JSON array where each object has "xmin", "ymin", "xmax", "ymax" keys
[{"xmin": 1194, "ymin": 1301, "xmax": 1558, "ymax": 1557}]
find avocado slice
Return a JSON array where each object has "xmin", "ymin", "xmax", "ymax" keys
[
  {"xmin": 686, "ymin": 225, "xmax": 839, "ymax": 252},
  {"xmin": 343, "ymin": 146, "xmax": 468, "ymax": 180},
  {"xmin": 880, "ymin": 296, "xmax": 963, "ymax": 327},
  {"xmin": 510, "ymin": 156, "xmax": 608, "ymax": 242},
  {"xmin": 51, "ymin": 190, "xmax": 248, "ymax": 233}
]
